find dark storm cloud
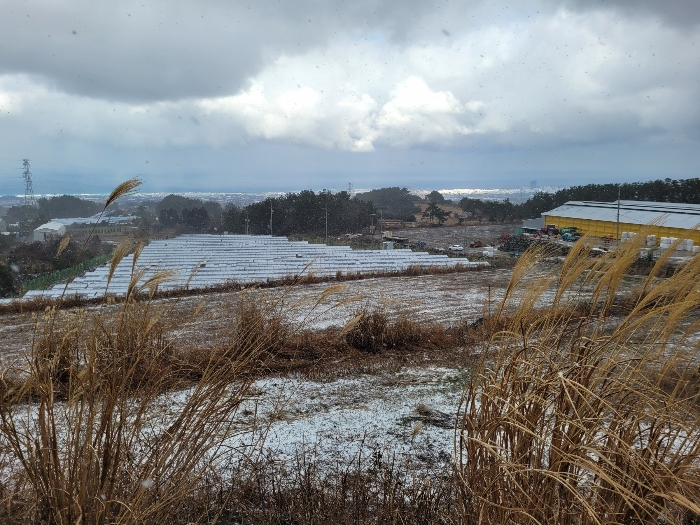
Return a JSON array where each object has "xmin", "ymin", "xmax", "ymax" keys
[
  {"xmin": 557, "ymin": 0, "xmax": 700, "ymax": 27},
  {"xmin": 0, "ymin": 0, "xmax": 440, "ymax": 102}
]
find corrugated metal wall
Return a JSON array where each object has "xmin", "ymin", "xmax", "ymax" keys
[{"xmin": 543, "ymin": 215, "xmax": 700, "ymax": 244}]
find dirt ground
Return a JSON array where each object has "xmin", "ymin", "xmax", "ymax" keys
[{"xmin": 394, "ymin": 223, "xmax": 518, "ymax": 250}]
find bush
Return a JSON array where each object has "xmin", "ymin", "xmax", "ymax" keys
[
  {"xmin": 344, "ymin": 309, "xmax": 447, "ymax": 352},
  {"xmin": 0, "ymin": 263, "xmax": 16, "ymax": 297},
  {"xmin": 344, "ymin": 308, "xmax": 388, "ymax": 352}
]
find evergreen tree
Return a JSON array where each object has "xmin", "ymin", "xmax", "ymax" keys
[
  {"xmin": 354, "ymin": 187, "xmax": 420, "ymax": 220},
  {"xmin": 458, "ymin": 177, "xmax": 700, "ymax": 222},
  {"xmin": 37, "ymin": 195, "xmax": 102, "ymax": 219},
  {"xmin": 244, "ymin": 190, "xmax": 374, "ymax": 236},
  {"xmin": 427, "ymin": 190, "xmax": 446, "ymax": 204},
  {"xmin": 422, "ymin": 202, "xmax": 451, "ymax": 225},
  {"xmin": 181, "ymin": 207, "xmax": 209, "ymax": 230},
  {"xmin": 158, "ymin": 208, "xmax": 180, "ymax": 228}
]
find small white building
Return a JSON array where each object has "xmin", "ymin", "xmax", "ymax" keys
[{"xmin": 34, "ymin": 222, "xmax": 66, "ymax": 241}]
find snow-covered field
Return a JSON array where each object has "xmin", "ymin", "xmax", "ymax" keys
[
  {"xmin": 0, "ymin": 264, "xmax": 615, "ymax": 470},
  {"xmin": 252, "ymin": 368, "xmax": 465, "ymax": 465},
  {"xmin": 0, "ymin": 270, "xmax": 504, "ymax": 468},
  {"xmin": 170, "ymin": 269, "xmax": 511, "ymax": 340},
  {"xmin": 150, "ymin": 366, "xmax": 472, "ymax": 472}
]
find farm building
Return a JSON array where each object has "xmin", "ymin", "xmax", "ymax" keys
[
  {"xmin": 33, "ymin": 222, "xmax": 66, "ymax": 241},
  {"xmin": 542, "ymin": 201, "xmax": 700, "ymax": 244}
]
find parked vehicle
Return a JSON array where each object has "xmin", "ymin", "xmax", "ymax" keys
[
  {"xmin": 543, "ymin": 224, "xmax": 559, "ymax": 235},
  {"xmin": 562, "ymin": 232, "xmax": 581, "ymax": 242},
  {"xmin": 559, "ymin": 227, "xmax": 580, "ymax": 235},
  {"xmin": 469, "ymin": 240, "xmax": 484, "ymax": 248},
  {"xmin": 448, "ymin": 244, "xmax": 464, "ymax": 252}
]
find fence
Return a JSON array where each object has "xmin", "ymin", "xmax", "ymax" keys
[{"xmin": 20, "ymin": 252, "xmax": 113, "ymax": 296}]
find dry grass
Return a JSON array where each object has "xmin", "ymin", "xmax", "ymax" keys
[
  {"xmin": 457, "ymin": 231, "xmax": 700, "ymax": 524},
  {"xmin": 0, "ymin": 289, "xmax": 464, "ymax": 524},
  {"xmin": 0, "ymin": 281, "xmax": 272, "ymax": 523},
  {"xmin": 344, "ymin": 308, "xmax": 454, "ymax": 353},
  {"xmin": 222, "ymin": 446, "xmax": 459, "ymax": 524}
]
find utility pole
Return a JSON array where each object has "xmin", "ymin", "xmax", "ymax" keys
[
  {"xmin": 324, "ymin": 203, "xmax": 328, "ymax": 245},
  {"xmin": 616, "ymin": 184, "xmax": 621, "ymax": 244},
  {"xmin": 374, "ymin": 208, "xmax": 385, "ymax": 248},
  {"xmin": 245, "ymin": 209, "xmax": 250, "ymax": 235},
  {"xmin": 269, "ymin": 201, "xmax": 274, "ymax": 236}
]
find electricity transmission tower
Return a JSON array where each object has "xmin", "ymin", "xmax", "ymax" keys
[{"xmin": 23, "ymin": 159, "xmax": 38, "ymax": 220}]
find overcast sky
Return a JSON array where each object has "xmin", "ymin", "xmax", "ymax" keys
[{"xmin": 0, "ymin": 0, "xmax": 698, "ymax": 195}]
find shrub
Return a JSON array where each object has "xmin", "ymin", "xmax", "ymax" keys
[{"xmin": 344, "ymin": 308, "xmax": 388, "ymax": 352}]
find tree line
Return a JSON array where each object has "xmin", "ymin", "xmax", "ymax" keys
[
  {"xmin": 222, "ymin": 190, "xmax": 374, "ymax": 236},
  {"xmin": 156, "ymin": 187, "xmax": 439, "ymax": 234},
  {"xmin": 3, "ymin": 195, "xmax": 103, "ymax": 225},
  {"xmin": 8, "ymin": 177, "xmax": 697, "ymax": 236},
  {"xmin": 352, "ymin": 187, "xmax": 420, "ymax": 221},
  {"xmin": 155, "ymin": 195, "xmax": 226, "ymax": 231},
  {"xmin": 459, "ymin": 177, "xmax": 700, "ymax": 222}
]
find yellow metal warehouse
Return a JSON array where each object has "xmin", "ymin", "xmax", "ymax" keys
[{"xmin": 542, "ymin": 201, "xmax": 700, "ymax": 244}]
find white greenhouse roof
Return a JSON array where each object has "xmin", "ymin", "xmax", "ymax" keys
[
  {"xmin": 23, "ymin": 234, "xmax": 489, "ymax": 299},
  {"xmin": 51, "ymin": 213, "xmax": 136, "ymax": 226},
  {"xmin": 544, "ymin": 201, "xmax": 700, "ymax": 230},
  {"xmin": 34, "ymin": 222, "xmax": 66, "ymax": 232}
]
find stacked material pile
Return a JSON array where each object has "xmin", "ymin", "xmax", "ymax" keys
[
  {"xmin": 498, "ymin": 235, "xmax": 532, "ymax": 253},
  {"xmin": 659, "ymin": 237, "xmax": 698, "ymax": 252}
]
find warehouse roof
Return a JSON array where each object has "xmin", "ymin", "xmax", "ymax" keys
[
  {"xmin": 544, "ymin": 201, "xmax": 700, "ymax": 230},
  {"xmin": 34, "ymin": 222, "xmax": 66, "ymax": 232}
]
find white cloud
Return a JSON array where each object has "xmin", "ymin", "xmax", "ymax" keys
[
  {"xmin": 201, "ymin": 84, "xmax": 329, "ymax": 147},
  {"xmin": 0, "ymin": 91, "xmax": 21, "ymax": 114},
  {"xmin": 188, "ymin": 9, "xmax": 700, "ymax": 150},
  {"xmin": 375, "ymin": 77, "xmax": 479, "ymax": 146},
  {"xmin": 197, "ymin": 74, "xmax": 476, "ymax": 151}
]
